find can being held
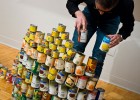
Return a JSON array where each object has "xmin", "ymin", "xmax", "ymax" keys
[
  {"xmin": 51, "ymin": 28, "xmax": 60, "ymax": 38},
  {"xmin": 73, "ymin": 52, "xmax": 85, "ymax": 66},
  {"xmin": 29, "ymin": 24, "xmax": 37, "ymax": 33},
  {"xmin": 58, "ymin": 84, "xmax": 68, "ymax": 99},
  {"xmin": 79, "ymin": 30, "xmax": 87, "ymax": 43},
  {"xmin": 57, "ymin": 23, "xmax": 66, "ymax": 33},
  {"xmin": 55, "ymin": 71, "xmax": 67, "ymax": 84},
  {"xmin": 99, "ymin": 36, "xmax": 110, "ymax": 52}
]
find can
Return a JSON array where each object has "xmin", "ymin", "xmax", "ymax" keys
[
  {"xmin": 77, "ymin": 76, "xmax": 88, "ymax": 89},
  {"xmin": 67, "ymin": 49, "xmax": 76, "ymax": 58},
  {"xmin": 37, "ymin": 52, "xmax": 47, "ymax": 63},
  {"xmin": 54, "ymin": 37, "xmax": 62, "ymax": 45},
  {"xmin": 65, "ymin": 74, "xmax": 77, "ymax": 87},
  {"xmin": 32, "ymin": 60, "xmax": 41, "ymax": 74},
  {"xmin": 54, "ymin": 58, "xmax": 65, "ymax": 70},
  {"xmin": 62, "ymin": 53, "xmax": 70, "ymax": 61},
  {"xmin": 25, "ymin": 70, "xmax": 33, "ymax": 84},
  {"xmin": 45, "ymin": 55, "xmax": 55, "ymax": 67},
  {"xmin": 6, "ymin": 70, "xmax": 13, "ymax": 83},
  {"xmin": 51, "ymin": 96, "xmax": 61, "ymax": 100},
  {"xmin": 22, "ymin": 52, "xmax": 28, "ymax": 66},
  {"xmin": 57, "ymin": 23, "xmax": 66, "ymax": 33},
  {"xmin": 46, "ymin": 33, "xmax": 54, "ymax": 42},
  {"xmin": 58, "ymin": 84, "xmax": 68, "ymax": 98},
  {"xmin": 49, "ymin": 43, "xmax": 57, "ymax": 51},
  {"xmin": 51, "ymin": 50, "xmax": 59, "ymax": 59},
  {"xmin": 51, "ymin": 28, "xmax": 60, "ymax": 37},
  {"xmin": 61, "ymin": 32, "xmax": 69, "ymax": 40},
  {"xmin": 75, "ymin": 63, "xmax": 86, "ymax": 76},
  {"xmin": 65, "ymin": 40, "xmax": 74, "ymax": 49},
  {"xmin": 34, "ymin": 31, "xmax": 45, "ymax": 43},
  {"xmin": 17, "ymin": 63, "xmax": 23, "ymax": 76},
  {"xmin": 14, "ymin": 76, "xmax": 22, "ymax": 86},
  {"xmin": 40, "ymin": 78, "xmax": 49, "ymax": 92},
  {"xmin": 29, "ymin": 24, "xmax": 37, "ymax": 33},
  {"xmin": 48, "ymin": 81, "xmax": 58, "ymax": 95},
  {"xmin": 95, "ymin": 88, "xmax": 105, "ymax": 100},
  {"xmin": 44, "ymin": 48, "xmax": 52, "ymax": 55},
  {"xmin": 39, "ymin": 64, "xmax": 48, "ymax": 78},
  {"xmin": 79, "ymin": 30, "xmax": 87, "ymax": 43},
  {"xmin": 21, "ymin": 66, "xmax": 27, "ymax": 79},
  {"xmin": 26, "ymin": 85, "xmax": 34, "ymax": 98},
  {"xmin": 26, "ymin": 57, "xmax": 34, "ymax": 70},
  {"xmin": 59, "ymin": 52, "xmax": 65, "ymax": 58},
  {"xmin": 31, "ymin": 74, "xmax": 40, "ymax": 88},
  {"xmin": 67, "ymin": 88, "xmax": 77, "ymax": 100},
  {"xmin": 48, "ymin": 67, "xmax": 57, "ymax": 80},
  {"xmin": 65, "ymin": 61, "xmax": 75, "ymax": 74},
  {"xmin": 37, "ymin": 44, "xmax": 44, "ymax": 53},
  {"xmin": 55, "ymin": 71, "xmax": 67, "ymax": 84},
  {"xmin": 24, "ymin": 42, "xmax": 30, "ymax": 52},
  {"xmin": 99, "ymin": 36, "xmax": 110, "ymax": 52},
  {"xmin": 86, "ymin": 78, "xmax": 96, "ymax": 91},
  {"xmin": 57, "ymin": 45, "xmax": 66, "ymax": 53},
  {"xmin": 21, "ymin": 81, "xmax": 28, "ymax": 93},
  {"xmin": 42, "ymin": 39, "xmax": 49, "ymax": 48},
  {"xmin": 87, "ymin": 89, "xmax": 98, "ymax": 100},
  {"xmin": 33, "ymin": 89, "xmax": 43, "ymax": 100},
  {"xmin": 41, "ymin": 92, "xmax": 51, "ymax": 100},
  {"xmin": 30, "ymin": 48, "xmax": 38, "ymax": 59},
  {"xmin": 29, "ymin": 32, "xmax": 35, "ymax": 41},
  {"xmin": 18, "ymin": 49, "xmax": 24, "ymax": 62},
  {"xmin": 24, "ymin": 35, "xmax": 30, "ymax": 43},
  {"xmin": 22, "ymin": 39, "xmax": 26, "ymax": 49},
  {"xmin": 73, "ymin": 52, "xmax": 85, "ymax": 66},
  {"xmin": 85, "ymin": 57, "xmax": 97, "ymax": 77},
  {"xmin": 26, "ymin": 46, "xmax": 32, "ymax": 56},
  {"xmin": 77, "ymin": 90, "xmax": 87, "ymax": 100},
  {"xmin": 29, "ymin": 40, "xmax": 37, "ymax": 48}
]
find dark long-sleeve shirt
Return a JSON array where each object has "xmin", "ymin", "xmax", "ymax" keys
[{"xmin": 66, "ymin": 0, "xmax": 135, "ymax": 39}]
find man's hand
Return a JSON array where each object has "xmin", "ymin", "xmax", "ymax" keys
[
  {"xmin": 75, "ymin": 10, "xmax": 87, "ymax": 34},
  {"xmin": 107, "ymin": 34, "xmax": 123, "ymax": 48}
]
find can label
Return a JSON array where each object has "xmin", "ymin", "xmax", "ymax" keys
[
  {"xmin": 49, "ymin": 43, "xmax": 57, "ymax": 51},
  {"xmin": 39, "ymin": 65, "xmax": 48, "ymax": 78},
  {"xmin": 54, "ymin": 58, "xmax": 65, "ymax": 70},
  {"xmin": 37, "ymin": 53, "xmax": 46, "ymax": 63},
  {"xmin": 40, "ymin": 80, "xmax": 49, "ymax": 92},
  {"xmin": 26, "ymin": 85, "xmax": 34, "ymax": 98},
  {"xmin": 45, "ymin": 55, "xmax": 55, "ymax": 67},
  {"xmin": 61, "ymin": 32, "xmax": 69, "ymax": 40},
  {"xmin": 99, "ymin": 36, "xmax": 110, "ymax": 52},
  {"xmin": 34, "ymin": 31, "xmax": 45, "ymax": 43},
  {"xmin": 25, "ymin": 70, "xmax": 32, "ymax": 84},
  {"xmin": 31, "ymin": 75, "xmax": 40, "ymax": 88},
  {"xmin": 37, "ymin": 44, "xmax": 44, "ymax": 53},
  {"xmin": 42, "ymin": 92, "xmax": 51, "ymax": 100},
  {"xmin": 65, "ymin": 74, "xmax": 77, "ymax": 87},
  {"xmin": 26, "ymin": 57, "xmax": 34, "ymax": 70},
  {"xmin": 77, "ymin": 90, "xmax": 87, "ymax": 100},
  {"xmin": 29, "ymin": 33, "xmax": 35, "ymax": 40},
  {"xmin": 52, "ymin": 28, "xmax": 59, "ymax": 37},
  {"xmin": 87, "ymin": 90, "xmax": 97, "ymax": 100},
  {"xmin": 46, "ymin": 33, "xmax": 54, "ymax": 42},
  {"xmin": 75, "ymin": 64, "xmax": 86, "ymax": 76},
  {"xmin": 58, "ymin": 85, "xmax": 67, "ymax": 98},
  {"xmin": 65, "ymin": 40, "xmax": 74, "ymax": 49},
  {"xmin": 79, "ymin": 30, "xmax": 87, "ymax": 43},
  {"xmin": 55, "ymin": 71, "xmax": 66, "ymax": 84},
  {"xmin": 21, "ymin": 82, "xmax": 28, "ymax": 93},
  {"xmin": 57, "ymin": 23, "xmax": 66, "ymax": 33},
  {"xmin": 86, "ymin": 79, "xmax": 96, "ymax": 91},
  {"xmin": 54, "ymin": 38, "xmax": 62, "ymax": 45},
  {"xmin": 29, "ymin": 24, "xmax": 37, "ymax": 33},
  {"xmin": 48, "ymin": 81, "xmax": 58, "ymax": 95},
  {"xmin": 77, "ymin": 76, "xmax": 88, "ymax": 89},
  {"xmin": 73, "ymin": 52, "xmax": 85, "ymax": 65},
  {"xmin": 67, "ymin": 88, "xmax": 77, "ymax": 100},
  {"xmin": 58, "ymin": 46, "xmax": 66, "ymax": 53},
  {"xmin": 51, "ymin": 51, "xmax": 59, "ymax": 59},
  {"xmin": 65, "ymin": 61, "xmax": 75, "ymax": 73}
]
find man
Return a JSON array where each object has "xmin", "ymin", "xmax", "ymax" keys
[{"xmin": 66, "ymin": 0, "xmax": 134, "ymax": 78}]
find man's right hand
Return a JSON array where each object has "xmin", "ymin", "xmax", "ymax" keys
[{"xmin": 75, "ymin": 10, "xmax": 87, "ymax": 34}]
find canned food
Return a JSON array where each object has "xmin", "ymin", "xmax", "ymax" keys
[
  {"xmin": 87, "ymin": 89, "xmax": 98, "ymax": 100},
  {"xmin": 86, "ymin": 78, "xmax": 96, "ymax": 91},
  {"xmin": 57, "ymin": 45, "xmax": 66, "ymax": 53},
  {"xmin": 79, "ymin": 30, "xmax": 87, "ymax": 43},
  {"xmin": 95, "ymin": 88, "xmax": 105, "ymax": 100},
  {"xmin": 41, "ymin": 92, "xmax": 51, "ymax": 100},
  {"xmin": 34, "ymin": 31, "xmax": 45, "ymax": 43},
  {"xmin": 24, "ymin": 43, "xmax": 30, "ymax": 52},
  {"xmin": 48, "ymin": 67, "xmax": 57, "ymax": 80},
  {"xmin": 62, "ymin": 53, "xmax": 70, "ymax": 61},
  {"xmin": 21, "ymin": 66, "xmax": 27, "ymax": 79},
  {"xmin": 18, "ymin": 49, "xmax": 24, "ymax": 62},
  {"xmin": 65, "ymin": 74, "xmax": 77, "ymax": 87},
  {"xmin": 61, "ymin": 32, "xmax": 69, "ymax": 40},
  {"xmin": 77, "ymin": 90, "xmax": 87, "ymax": 100},
  {"xmin": 33, "ymin": 89, "xmax": 43, "ymax": 100},
  {"xmin": 39, "ymin": 64, "xmax": 48, "ymax": 78},
  {"xmin": 31, "ymin": 74, "xmax": 40, "ymax": 88},
  {"xmin": 30, "ymin": 48, "xmax": 38, "ymax": 59},
  {"xmin": 45, "ymin": 55, "xmax": 55, "ymax": 67},
  {"xmin": 44, "ymin": 48, "xmax": 52, "ymax": 55},
  {"xmin": 26, "ymin": 46, "xmax": 32, "ymax": 56},
  {"xmin": 73, "ymin": 52, "xmax": 85, "ymax": 66},
  {"xmin": 54, "ymin": 37, "xmax": 62, "ymax": 45},
  {"xmin": 85, "ymin": 57, "xmax": 97, "ymax": 77},
  {"xmin": 42, "ymin": 39, "xmax": 49, "ymax": 48},
  {"xmin": 40, "ymin": 78, "xmax": 49, "ymax": 92},
  {"xmin": 59, "ymin": 52, "xmax": 65, "ymax": 58},
  {"xmin": 29, "ymin": 40, "xmax": 37, "ymax": 48},
  {"xmin": 57, "ymin": 23, "xmax": 66, "ymax": 33},
  {"xmin": 65, "ymin": 61, "xmax": 75, "ymax": 74},
  {"xmin": 58, "ymin": 84, "xmax": 68, "ymax": 98},
  {"xmin": 26, "ymin": 57, "xmax": 34, "ymax": 70},
  {"xmin": 21, "ymin": 81, "xmax": 28, "ymax": 93},
  {"xmin": 54, "ymin": 58, "xmax": 65, "ymax": 70},
  {"xmin": 67, "ymin": 88, "xmax": 77, "ymax": 100},
  {"xmin": 51, "ymin": 28, "xmax": 60, "ymax": 37},
  {"xmin": 25, "ymin": 70, "xmax": 33, "ymax": 84},
  {"xmin": 67, "ymin": 49, "xmax": 76, "ymax": 58},
  {"xmin": 65, "ymin": 40, "xmax": 74, "ymax": 49},
  {"xmin": 49, "ymin": 43, "xmax": 57, "ymax": 51},
  {"xmin": 55, "ymin": 71, "xmax": 67, "ymax": 84},
  {"xmin": 37, "ymin": 44, "xmax": 44, "ymax": 53},
  {"xmin": 75, "ymin": 63, "xmax": 86, "ymax": 76},
  {"xmin": 24, "ymin": 35, "xmax": 30, "ymax": 43},
  {"xmin": 99, "ymin": 36, "xmax": 110, "ymax": 52},
  {"xmin": 51, "ymin": 96, "xmax": 61, "ymax": 100},
  {"xmin": 77, "ymin": 76, "xmax": 88, "ymax": 89},
  {"xmin": 22, "ymin": 39, "xmax": 26, "ymax": 49},
  {"xmin": 46, "ymin": 33, "xmax": 54, "ymax": 42},
  {"xmin": 26, "ymin": 85, "xmax": 34, "ymax": 98},
  {"xmin": 51, "ymin": 50, "xmax": 59, "ymax": 59},
  {"xmin": 48, "ymin": 81, "xmax": 58, "ymax": 95},
  {"xmin": 29, "ymin": 24, "xmax": 37, "ymax": 33},
  {"xmin": 29, "ymin": 32, "xmax": 35, "ymax": 40},
  {"xmin": 37, "ymin": 52, "xmax": 47, "ymax": 63},
  {"xmin": 32, "ymin": 60, "xmax": 41, "ymax": 74}
]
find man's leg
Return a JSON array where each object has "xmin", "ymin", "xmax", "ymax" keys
[{"xmin": 92, "ymin": 16, "xmax": 120, "ymax": 78}]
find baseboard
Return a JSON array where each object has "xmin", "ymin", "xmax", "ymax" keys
[
  {"xmin": 100, "ymin": 72, "xmax": 140, "ymax": 94},
  {"xmin": 0, "ymin": 34, "xmax": 21, "ymax": 50}
]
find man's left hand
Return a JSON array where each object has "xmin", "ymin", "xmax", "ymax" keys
[{"xmin": 107, "ymin": 34, "xmax": 123, "ymax": 48}]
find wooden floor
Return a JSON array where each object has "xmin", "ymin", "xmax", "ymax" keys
[{"xmin": 0, "ymin": 43, "xmax": 140, "ymax": 100}]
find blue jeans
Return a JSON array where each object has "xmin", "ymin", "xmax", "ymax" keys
[{"xmin": 72, "ymin": 7, "xmax": 120, "ymax": 78}]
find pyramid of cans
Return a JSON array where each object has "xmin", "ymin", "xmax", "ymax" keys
[{"xmin": 11, "ymin": 24, "xmax": 105, "ymax": 100}]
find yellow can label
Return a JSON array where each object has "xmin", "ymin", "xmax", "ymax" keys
[
  {"xmin": 29, "ymin": 25, "xmax": 37, "ymax": 32},
  {"xmin": 46, "ymin": 36, "xmax": 54, "ymax": 42},
  {"xmin": 52, "ymin": 51, "xmax": 59, "ymax": 59},
  {"xmin": 65, "ymin": 41, "xmax": 73, "ymax": 48},
  {"xmin": 29, "ymin": 33, "xmax": 35, "ymax": 40},
  {"xmin": 24, "ymin": 36, "xmax": 30, "ymax": 43},
  {"xmin": 49, "ymin": 43, "xmax": 57, "ymax": 51},
  {"xmin": 37, "ymin": 45, "xmax": 44, "ymax": 53},
  {"xmin": 57, "ymin": 25, "xmax": 66, "ymax": 33},
  {"xmin": 54, "ymin": 38, "xmax": 62, "ymax": 45},
  {"xmin": 52, "ymin": 29, "xmax": 59, "ymax": 37},
  {"xmin": 62, "ymin": 54, "xmax": 70, "ymax": 61},
  {"xmin": 67, "ymin": 49, "xmax": 76, "ymax": 57},
  {"xmin": 58, "ymin": 46, "xmax": 66, "ymax": 53},
  {"xmin": 48, "ymin": 73, "xmax": 55, "ymax": 80},
  {"xmin": 61, "ymin": 33, "xmax": 69, "ymax": 40}
]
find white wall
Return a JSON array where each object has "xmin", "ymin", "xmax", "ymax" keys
[{"xmin": 0, "ymin": 0, "xmax": 140, "ymax": 94}]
